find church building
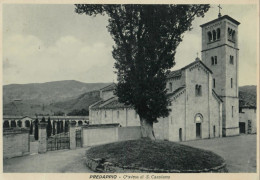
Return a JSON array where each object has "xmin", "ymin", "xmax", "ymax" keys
[{"xmin": 89, "ymin": 13, "xmax": 240, "ymax": 141}]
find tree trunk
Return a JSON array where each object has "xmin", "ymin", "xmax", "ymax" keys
[{"xmin": 140, "ymin": 117, "xmax": 155, "ymax": 140}]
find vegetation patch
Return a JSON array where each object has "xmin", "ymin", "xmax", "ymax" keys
[{"xmin": 86, "ymin": 139, "xmax": 225, "ymax": 171}]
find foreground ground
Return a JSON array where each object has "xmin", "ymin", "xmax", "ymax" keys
[
  {"xmin": 181, "ymin": 134, "xmax": 256, "ymax": 173},
  {"xmin": 3, "ymin": 134, "xmax": 256, "ymax": 173},
  {"xmin": 4, "ymin": 142, "xmax": 92, "ymax": 173}
]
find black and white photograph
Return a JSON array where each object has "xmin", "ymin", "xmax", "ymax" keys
[{"xmin": 1, "ymin": 1, "xmax": 259, "ymax": 178}]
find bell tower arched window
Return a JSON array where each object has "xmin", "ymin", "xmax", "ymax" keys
[
  {"xmin": 217, "ymin": 28, "xmax": 220, "ymax": 40},
  {"xmin": 169, "ymin": 82, "xmax": 172, "ymax": 92},
  {"xmin": 208, "ymin": 31, "xmax": 212, "ymax": 42},
  {"xmin": 213, "ymin": 30, "xmax": 216, "ymax": 41}
]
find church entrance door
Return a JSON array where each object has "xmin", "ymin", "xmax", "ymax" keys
[
  {"xmin": 239, "ymin": 122, "xmax": 245, "ymax": 134},
  {"xmin": 196, "ymin": 123, "xmax": 201, "ymax": 138}
]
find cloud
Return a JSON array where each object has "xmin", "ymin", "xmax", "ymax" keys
[{"xmin": 3, "ymin": 34, "xmax": 114, "ymax": 84}]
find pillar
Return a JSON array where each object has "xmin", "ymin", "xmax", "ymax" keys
[
  {"xmin": 38, "ymin": 122, "xmax": 48, "ymax": 154},
  {"xmin": 69, "ymin": 121, "xmax": 76, "ymax": 150}
]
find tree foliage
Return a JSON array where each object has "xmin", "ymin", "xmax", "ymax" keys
[
  {"xmin": 34, "ymin": 118, "xmax": 39, "ymax": 140},
  {"xmin": 47, "ymin": 117, "xmax": 52, "ymax": 137},
  {"xmin": 75, "ymin": 5, "xmax": 209, "ymax": 124}
]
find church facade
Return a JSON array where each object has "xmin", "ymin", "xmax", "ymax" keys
[{"xmin": 89, "ymin": 14, "xmax": 240, "ymax": 141}]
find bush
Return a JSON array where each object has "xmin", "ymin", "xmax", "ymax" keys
[
  {"xmin": 34, "ymin": 118, "xmax": 39, "ymax": 140},
  {"xmin": 47, "ymin": 117, "xmax": 52, "ymax": 137}
]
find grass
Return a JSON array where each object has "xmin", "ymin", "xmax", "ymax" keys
[{"xmin": 86, "ymin": 139, "xmax": 225, "ymax": 171}]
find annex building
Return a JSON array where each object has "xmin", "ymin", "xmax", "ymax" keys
[{"xmin": 89, "ymin": 14, "xmax": 241, "ymax": 141}]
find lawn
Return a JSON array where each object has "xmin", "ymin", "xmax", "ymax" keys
[{"xmin": 86, "ymin": 139, "xmax": 225, "ymax": 171}]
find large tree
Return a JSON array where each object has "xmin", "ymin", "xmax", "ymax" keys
[{"xmin": 75, "ymin": 4, "xmax": 210, "ymax": 139}]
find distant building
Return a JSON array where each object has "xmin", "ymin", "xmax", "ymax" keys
[{"xmin": 239, "ymin": 105, "xmax": 257, "ymax": 134}]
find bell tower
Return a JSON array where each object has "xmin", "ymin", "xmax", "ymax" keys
[{"xmin": 200, "ymin": 12, "xmax": 240, "ymax": 136}]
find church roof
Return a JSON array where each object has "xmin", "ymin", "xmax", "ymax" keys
[
  {"xmin": 91, "ymin": 97, "xmax": 132, "ymax": 110},
  {"xmin": 167, "ymin": 60, "xmax": 212, "ymax": 79},
  {"xmin": 200, "ymin": 15, "xmax": 240, "ymax": 27},
  {"xmin": 100, "ymin": 83, "xmax": 116, "ymax": 92},
  {"xmin": 212, "ymin": 89, "xmax": 223, "ymax": 102},
  {"xmin": 167, "ymin": 86, "xmax": 186, "ymax": 97}
]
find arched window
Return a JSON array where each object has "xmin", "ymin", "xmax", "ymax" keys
[
  {"xmin": 231, "ymin": 78, "xmax": 233, "ymax": 88},
  {"xmin": 3, "ymin": 120, "xmax": 10, "ymax": 128},
  {"xmin": 213, "ymin": 30, "xmax": 216, "ymax": 41},
  {"xmin": 25, "ymin": 120, "xmax": 30, "ymax": 128},
  {"xmin": 17, "ymin": 120, "xmax": 22, "ymax": 127},
  {"xmin": 217, "ymin": 28, "xmax": 221, "ymax": 40},
  {"xmin": 232, "ymin": 31, "xmax": 235, "ymax": 41},
  {"xmin": 194, "ymin": 113, "xmax": 203, "ymax": 123},
  {"xmin": 78, "ymin": 120, "xmax": 83, "ymax": 126},
  {"xmin": 214, "ymin": 56, "xmax": 217, "ymax": 64},
  {"xmin": 11, "ymin": 120, "xmax": 17, "ymax": 128},
  {"xmin": 117, "ymin": 111, "xmax": 120, "ymax": 118},
  {"xmin": 213, "ymin": 78, "xmax": 216, "ymax": 88},
  {"xmin": 105, "ymin": 111, "xmax": 107, "ymax": 118},
  {"xmin": 211, "ymin": 57, "xmax": 214, "ymax": 65},
  {"xmin": 195, "ymin": 85, "xmax": 202, "ymax": 96},
  {"xmin": 207, "ymin": 31, "xmax": 212, "ymax": 42},
  {"xmin": 169, "ymin": 82, "xmax": 172, "ymax": 92}
]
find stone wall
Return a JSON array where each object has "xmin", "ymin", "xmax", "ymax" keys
[
  {"xmin": 82, "ymin": 124, "xmax": 141, "ymax": 147},
  {"xmin": 3, "ymin": 128, "xmax": 30, "ymax": 159}
]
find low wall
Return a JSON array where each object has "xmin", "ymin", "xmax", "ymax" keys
[
  {"xmin": 3, "ymin": 128, "xmax": 30, "ymax": 159},
  {"xmin": 82, "ymin": 124, "xmax": 141, "ymax": 147},
  {"xmin": 118, "ymin": 126, "xmax": 141, "ymax": 141}
]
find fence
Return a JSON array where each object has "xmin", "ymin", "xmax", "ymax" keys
[
  {"xmin": 3, "ymin": 128, "xmax": 30, "ymax": 159},
  {"xmin": 82, "ymin": 124, "xmax": 141, "ymax": 147}
]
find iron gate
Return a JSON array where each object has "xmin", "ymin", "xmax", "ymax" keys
[
  {"xmin": 76, "ymin": 129, "xmax": 82, "ymax": 148},
  {"xmin": 47, "ymin": 132, "xmax": 70, "ymax": 151}
]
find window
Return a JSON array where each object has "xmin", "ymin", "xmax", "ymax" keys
[
  {"xmin": 228, "ymin": 28, "xmax": 236, "ymax": 41},
  {"xmin": 169, "ymin": 82, "xmax": 172, "ymax": 92},
  {"xmin": 195, "ymin": 85, "xmax": 202, "ymax": 96},
  {"xmin": 217, "ymin": 28, "xmax": 221, "ymax": 40},
  {"xmin": 213, "ymin": 30, "xmax": 216, "ymax": 41},
  {"xmin": 211, "ymin": 56, "xmax": 217, "ymax": 65},
  {"xmin": 117, "ymin": 111, "xmax": 119, "ymax": 118},
  {"xmin": 213, "ymin": 78, "xmax": 216, "ymax": 88},
  {"xmin": 231, "ymin": 78, "xmax": 233, "ymax": 88},
  {"xmin": 232, "ymin": 106, "xmax": 234, "ymax": 117},
  {"xmin": 105, "ymin": 111, "xmax": 107, "ymax": 118},
  {"xmin": 211, "ymin": 57, "xmax": 214, "ymax": 65},
  {"xmin": 230, "ymin": 55, "xmax": 234, "ymax": 64},
  {"xmin": 208, "ymin": 31, "xmax": 212, "ymax": 42}
]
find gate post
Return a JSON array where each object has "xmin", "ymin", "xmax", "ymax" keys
[
  {"xmin": 38, "ymin": 122, "xmax": 48, "ymax": 154},
  {"xmin": 69, "ymin": 121, "xmax": 77, "ymax": 150}
]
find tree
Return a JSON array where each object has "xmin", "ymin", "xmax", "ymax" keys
[
  {"xmin": 57, "ymin": 120, "xmax": 60, "ymax": 134},
  {"xmin": 30, "ymin": 120, "xmax": 33, "ymax": 135},
  {"xmin": 75, "ymin": 5, "xmax": 210, "ymax": 139},
  {"xmin": 60, "ymin": 121, "xmax": 64, "ymax": 133},
  {"xmin": 34, "ymin": 118, "xmax": 39, "ymax": 140},
  {"xmin": 54, "ymin": 111, "xmax": 65, "ymax": 116},
  {"xmin": 41, "ymin": 117, "xmax": 46, "ymax": 122},
  {"xmin": 53, "ymin": 120, "xmax": 56, "ymax": 135},
  {"xmin": 65, "ymin": 120, "xmax": 69, "ymax": 133},
  {"xmin": 47, "ymin": 117, "xmax": 52, "ymax": 137}
]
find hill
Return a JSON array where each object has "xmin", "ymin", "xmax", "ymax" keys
[
  {"xmin": 3, "ymin": 80, "xmax": 111, "ymax": 116},
  {"xmin": 51, "ymin": 90, "xmax": 101, "ymax": 113},
  {"xmin": 3, "ymin": 80, "xmax": 110, "ymax": 104},
  {"xmin": 239, "ymin": 85, "xmax": 256, "ymax": 108}
]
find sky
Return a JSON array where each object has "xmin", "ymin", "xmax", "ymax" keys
[{"xmin": 2, "ymin": 4, "xmax": 258, "ymax": 86}]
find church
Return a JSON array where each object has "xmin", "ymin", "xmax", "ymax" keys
[{"xmin": 89, "ymin": 13, "xmax": 240, "ymax": 142}]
